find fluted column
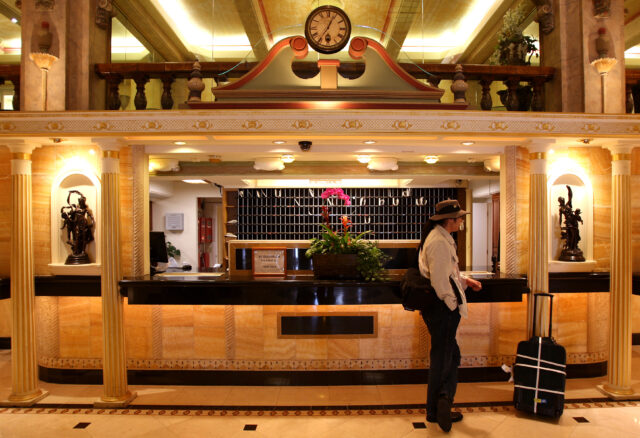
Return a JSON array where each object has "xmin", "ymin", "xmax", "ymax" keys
[
  {"xmin": 95, "ymin": 141, "xmax": 136, "ymax": 407},
  {"xmin": 599, "ymin": 145, "xmax": 636, "ymax": 399},
  {"xmin": 1, "ymin": 142, "xmax": 48, "ymax": 406},
  {"xmin": 526, "ymin": 142, "xmax": 552, "ymax": 337}
]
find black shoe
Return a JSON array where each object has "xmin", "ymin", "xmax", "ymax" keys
[
  {"xmin": 427, "ymin": 411, "xmax": 463, "ymax": 424},
  {"xmin": 437, "ymin": 396, "xmax": 452, "ymax": 432}
]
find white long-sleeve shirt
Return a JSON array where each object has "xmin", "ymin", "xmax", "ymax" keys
[{"xmin": 418, "ymin": 224, "xmax": 469, "ymax": 318}]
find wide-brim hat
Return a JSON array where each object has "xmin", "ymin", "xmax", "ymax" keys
[{"xmin": 430, "ymin": 199, "xmax": 469, "ymax": 221}]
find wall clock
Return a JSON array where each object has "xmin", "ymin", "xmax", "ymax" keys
[{"xmin": 304, "ymin": 5, "xmax": 352, "ymax": 54}]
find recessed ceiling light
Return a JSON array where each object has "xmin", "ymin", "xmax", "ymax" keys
[
  {"xmin": 424, "ymin": 155, "xmax": 439, "ymax": 164},
  {"xmin": 281, "ymin": 154, "xmax": 295, "ymax": 163},
  {"xmin": 11, "ymin": 18, "xmax": 18, "ymax": 23},
  {"xmin": 182, "ymin": 179, "xmax": 209, "ymax": 184},
  {"xmin": 356, "ymin": 154, "xmax": 371, "ymax": 163},
  {"xmin": 363, "ymin": 140, "xmax": 377, "ymax": 144},
  {"xmin": 273, "ymin": 140, "xmax": 286, "ymax": 145},
  {"xmin": 88, "ymin": 149, "xmax": 95, "ymax": 155},
  {"xmin": 174, "ymin": 141, "xmax": 186, "ymax": 145},
  {"xmin": 461, "ymin": 141, "xmax": 474, "ymax": 146}
]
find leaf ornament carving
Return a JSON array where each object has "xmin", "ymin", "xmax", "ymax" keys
[
  {"xmin": 582, "ymin": 123, "xmax": 600, "ymax": 133},
  {"xmin": 142, "ymin": 121, "xmax": 162, "ymax": 130},
  {"xmin": 46, "ymin": 122, "xmax": 63, "ymax": 131},
  {"xmin": 342, "ymin": 120, "xmax": 362, "ymax": 129},
  {"xmin": 535, "ymin": 122, "xmax": 555, "ymax": 132},
  {"xmin": 440, "ymin": 121, "xmax": 460, "ymax": 130},
  {"xmin": 242, "ymin": 120, "xmax": 263, "ymax": 130},
  {"xmin": 392, "ymin": 120, "xmax": 412, "ymax": 130},
  {"xmin": 292, "ymin": 120, "xmax": 312, "ymax": 130},
  {"xmin": 193, "ymin": 120, "xmax": 212, "ymax": 130},
  {"xmin": 489, "ymin": 121, "xmax": 508, "ymax": 131}
]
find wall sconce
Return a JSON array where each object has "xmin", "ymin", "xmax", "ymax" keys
[
  {"xmin": 356, "ymin": 155, "xmax": 371, "ymax": 163},
  {"xmin": 254, "ymin": 157, "xmax": 285, "ymax": 171},
  {"xmin": 367, "ymin": 157, "xmax": 398, "ymax": 171},
  {"xmin": 591, "ymin": 27, "xmax": 617, "ymax": 113},
  {"xmin": 30, "ymin": 21, "xmax": 58, "ymax": 111},
  {"xmin": 424, "ymin": 155, "xmax": 439, "ymax": 164},
  {"xmin": 281, "ymin": 154, "xmax": 295, "ymax": 163}
]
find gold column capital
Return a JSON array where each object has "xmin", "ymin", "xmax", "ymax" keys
[
  {"xmin": 103, "ymin": 150, "xmax": 120, "ymax": 159},
  {"xmin": 11, "ymin": 153, "xmax": 32, "ymax": 160},
  {"xmin": 5, "ymin": 141, "xmax": 40, "ymax": 155},
  {"xmin": 611, "ymin": 153, "xmax": 631, "ymax": 161},
  {"xmin": 529, "ymin": 152, "xmax": 546, "ymax": 160}
]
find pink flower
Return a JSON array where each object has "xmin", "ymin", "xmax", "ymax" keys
[{"xmin": 321, "ymin": 188, "xmax": 351, "ymax": 205}]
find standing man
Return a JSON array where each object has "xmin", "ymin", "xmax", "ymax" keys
[{"xmin": 418, "ymin": 199, "xmax": 482, "ymax": 432}]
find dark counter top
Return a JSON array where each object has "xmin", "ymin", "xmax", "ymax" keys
[
  {"xmin": 119, "ymin": 273, "xmax": 527, "ymax": 305},
  {"xmin": 0, "ymin": 278, "xmax": 8, "ymax": 300}
]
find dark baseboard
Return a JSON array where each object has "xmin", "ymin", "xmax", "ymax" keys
[
  {"xmin": 38, "ymin": 362, "xmax": 607, "ymax": 386},
  {"xmin": 0, "ymin": 337, "xmax": 10, "ymax": 350}
]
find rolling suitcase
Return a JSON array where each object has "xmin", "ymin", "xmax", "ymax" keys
[{"xmin": 513, "ymin": 293, "xmax": 566, "ymax": 418}]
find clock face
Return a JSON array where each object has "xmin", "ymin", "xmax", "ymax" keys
[{"xmin": 304, "ymin": 5, "xmax": 351, "ymax": 54}]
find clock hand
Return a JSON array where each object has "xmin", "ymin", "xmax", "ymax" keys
[{"xmin": 319, "ymin": 14, "xmax": 337, "ymax": 41}]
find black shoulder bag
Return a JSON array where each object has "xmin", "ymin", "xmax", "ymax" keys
[{"xmin": 400, "ymin": 267, "xmax": 435, "ymax": 311}]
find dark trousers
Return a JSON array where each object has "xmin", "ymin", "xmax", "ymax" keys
[{"xmin": 422, "ymin": 301, "xmax": 461, "ymax": 417}]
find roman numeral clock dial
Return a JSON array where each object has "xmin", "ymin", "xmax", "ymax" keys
[{"xmin": 304, "ymin": 5, "xmax": 351, "ymax": 54}]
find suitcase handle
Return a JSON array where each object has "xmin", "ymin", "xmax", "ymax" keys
[{"xmin": 532, "ymin": 292, "xmax": 553, "ymax": 337}]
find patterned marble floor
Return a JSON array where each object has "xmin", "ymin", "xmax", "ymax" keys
[{"xmin": 1, "ymin": 347, "xmax": 639, "ymax": 437}]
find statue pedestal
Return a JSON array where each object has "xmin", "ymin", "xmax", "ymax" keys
[
  {"xmin": 48, "ymin": 263, "xmax": 102, "ymax": 276},
  {"xmin": 549, "ymin": 260, "xmax": 597, "ymax": 273}
]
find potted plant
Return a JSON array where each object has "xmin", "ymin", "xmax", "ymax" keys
[
  {"xmin": 492, "ymin": 3, "xmax": 538, "ymax": 65},
  {"xmin": 166, "ymin": 241, "xmax": 181, "ymax": 259},
  {"xmin": 305, "ymin": 188, "xmax": 390, "ymax": 281}
]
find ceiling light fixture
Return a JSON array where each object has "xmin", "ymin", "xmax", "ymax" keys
[
  {"xmin": 174, "ymin": 141, "xmax": 186, "ymax": 145},
  {"xmin": 461, "ymin": 141, "xmax": 475, "ymax": 146},
  {"xmin": 367, "ymin": 157, "xmax": 398, "ymax": 171},
  {"xmin": 11, "ymin": 18, "xmax": 18, "ymax": 23},
  {"xmin": 424, "ymin": 155, "xmax": 439, "ymax": 164},
  {"xmin": 356, "ymin": 154, "xmax": 371, "ymax": 163},
  {"xmin": 182, "ymin": 179, "xmax": 209, "ymax": 184},
  {"xmin": 363, "ymin": 140, "xmax": 376, "ymax": 145},
  {"xmin": 281, "ymin": 154, "xmax": 295, "ymax": 163},
  {"xmin": 254, "ymin": 157, "xmax": 285, "ymax": 171},
  {"xmin": 273, "ymin": 140, "xmax": 286, "ymax": 145}
]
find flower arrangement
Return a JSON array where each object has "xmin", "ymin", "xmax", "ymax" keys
[
  {"xmin": 490, "ymin": 2, "xmax": 538, "ymax": 65},
  {"xmin": 305, "ymin": 188, "xmax": 390, "ymax": 281}
]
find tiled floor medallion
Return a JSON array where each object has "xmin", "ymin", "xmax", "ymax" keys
[
  {"xmin": 412, "ymin": 422, "xmax": 427, "ymax": 429},
  {"xmin": 573, "ymin": 416, "xmax": 589, "ymax": 423},
  {"xmin": 243, "ymin": 424, "xmax": 257, "ymax": 431},
  {"xmin": 73, "ymin": 422, "xmax": 91, "ymax": 429}
]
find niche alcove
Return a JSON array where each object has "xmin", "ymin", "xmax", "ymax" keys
[
  {"xmin": 49, "ymin": 170, "xmax": 101, "ymax": 275},
  {"xmin": 547, "ymin": 162, "xmax": 595, "ymax": 272}
]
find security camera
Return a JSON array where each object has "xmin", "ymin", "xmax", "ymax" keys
[{"xmin": 298, "ymin": 140, "xmax": 312, "ymax": 151}]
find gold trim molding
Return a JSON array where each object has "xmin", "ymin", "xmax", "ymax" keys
[
  {"xmin": 103, "ymin": 150, "xmax": 120, "ymax": 159},
  {"xmin": 612, "ymin": 153, "xmax": 631, "ymax": 161},
  {"xmin": 11, "ymin": 153, "xmax": 31, "ymax": 160},
  {"xmin": 529, "ymin": 152, "xmax": 546, "ymax": 160}
]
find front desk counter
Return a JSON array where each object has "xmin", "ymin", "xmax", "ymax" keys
[
  {"xmin": 23, "ymin": 272, "xmax": 640, "ymax": 386},
  {"xmin": 119, "ymin": 271, "xmax": 527, "ymax": 305}
]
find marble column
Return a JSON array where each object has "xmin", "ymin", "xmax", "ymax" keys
[
  {"xmin": 526, "ymin": 142, "xmax": 552, "ymax": 337},
  {"xmin": 1, "ymin": 142, "xmax": 48, "ymax": 406},
  {"xmin": 598, "ymin": 145, "xmax": 637, "ymax": 399},
  {"xmin": 95, "ymin": 140, "xmax": 136, "ymax": 407}
]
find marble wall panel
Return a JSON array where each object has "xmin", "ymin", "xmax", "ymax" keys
[
  {"xmin": 359, "ymin": 326, "xmax": 393, "ymax": 359},
  {"xmin": 632, "ymin": 295, "xmax": 640, "ymax": 334},
  {"xmin": 59, "ymin": 326, "xmax": 91, "ymax": 357},
  {"xmin": 554, "ymin": 294, "xmax": 589, "ymax": 353},
  {"xmin": 31, "ymin": 146, "xmax": 55, "ymax": 273},
  {"xmin": 587, "ymin": 293, "xmax": 610, "ymax": 353},
  {"xmin": 161, "ymin": 305, "xmax": 194, "ymax": 327},
  {"xmin": 89, "ymin": 297, "xmax": 103, "ymax": 357},
  {"xmin": 0, "ymin": 300, "xmax": 10, "ymax": 338},
  {"xmin": 162, "ymin": 326, "xmax": 194, "ymax": 359},
  {"xmin": 125, "ymin": 326, "xmax": 153, "ymax": 358},
  {"xmin": 58, "ymin": 297, "xmax": 90, "ymax": 328},
  {"xmin": 327, "ymin": 338, "xmax": 360, "ymax": 359},
  {"xmin": 194, "ymin": 325, "xmax": 226, "ymax": 358},
  {"xmin": 234, "ymin": 306, "xmax": 265, "ymax": 359},
  {"xmin": 295, "ymin": 338, "xmax": 328, "ymax": 360}
]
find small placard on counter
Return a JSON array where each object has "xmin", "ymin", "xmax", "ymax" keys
[{"xmin": 252, "ymin": 247, "xmax": 286, "ymax": 277}]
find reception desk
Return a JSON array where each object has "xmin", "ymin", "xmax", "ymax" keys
[{"xmin": 18, "ymin": 271, "xmax": 625, "ymax": 386}]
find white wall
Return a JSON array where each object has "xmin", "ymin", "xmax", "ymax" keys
[
  {"xmin": 469, "ymin": 179, "xmax": 500, "ymax": 271},
  {"xmin": 151, "ymin": 181, "xmax": 221, "ymax": 267}
]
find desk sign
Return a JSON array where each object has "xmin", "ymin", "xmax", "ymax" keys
[{"xmin": 252, "ymin": 247, "xmax": 287, "ymax": 277}]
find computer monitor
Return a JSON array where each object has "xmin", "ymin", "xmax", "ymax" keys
[{"xmin": 150, "ymin": 231, "xmax": 168, "ymax": 267}]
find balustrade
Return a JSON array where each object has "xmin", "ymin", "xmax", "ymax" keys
[{"xmin": 2, "ymin": 61, "xmax": 640, "ymax": 113}]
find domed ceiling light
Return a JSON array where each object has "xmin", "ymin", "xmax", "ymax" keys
[
  {"xmin": 367, "ymin": 157, "xmax": 398, "ymax": 171},
  {"xmin": 424, "ymin": 155, "xmax": 439, "ymax": 164},
  {"xmin": 254, "ymin": 157, "xmax": 285, "ymax": 171}
]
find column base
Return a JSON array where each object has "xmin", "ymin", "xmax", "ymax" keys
[
  {"xmin": 94, "ymin": 391, "xmax": 137, "ymax": 408},
  {"xmin": 597, "ymin": 384, "xmax": 638, "ymax": 400},
  {"xmin": 0, "ymin": 389, "xmax": 49, "ymax": 407}
]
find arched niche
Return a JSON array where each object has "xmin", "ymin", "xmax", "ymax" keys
[
  {"xmin": 547, "ymin": 162, "xmax": 595, "ymax": 272},
  {"xmin": 49, "ymin": 170, "xmax": 101, "ymax": 275}
]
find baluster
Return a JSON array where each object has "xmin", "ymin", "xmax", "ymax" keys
[
  {"xmin": 479, "ymin": 77, "xmax": 493, "ymax": 110},
  {"xmin": 633, "ymin": 82, "xmax": 640, "ymax": 114},
  {"xmin": 450, "ymin": 64, "xmax": 468, "ymax": 104},
  {"xmin": 530, "ymin": 77, "xmax": 545, "ymax": 111},
  {"xmin": 106, "ymin": 74, "xmax": 123, "ymax": 110},
  {"xmin": 505, "ymin": 77, "xmax": 520, "ymax": 111},
  {"xmin": 626, "ymin": 84, "xmax": 634, "ymax": 113},
  {"xmin": 160, "ymin": 73, "xmax": 175, "ymax": 109},
  {"xmin": 429, "ymin": 76, "xmax": 442, "ymax": 102},
  {"xmin": 132, "ymin": 73, "xmax": 149, "ymax": 110}
]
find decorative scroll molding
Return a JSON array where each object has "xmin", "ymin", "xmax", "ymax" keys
[
  {"xmin": 503, "ymin": 146, "xmax": 518, "ymax": 274},
  {"xmin": 1, "ymin": 110, "xmax": 639, "ymax": 138},
  {"xmin": 37, "ymin": 351, "xmax": 607, "ymax": 370}
]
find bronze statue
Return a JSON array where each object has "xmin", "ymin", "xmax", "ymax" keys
[
  {"xmin": 558, "ymin": 185, "xmax": 585, "ymax": 262},
  {"xmin": 61, "ymin": 190, "xmax": 95, "ymax": 264}
]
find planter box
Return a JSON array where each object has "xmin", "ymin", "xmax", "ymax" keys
[{"xmin": 312, "ymin": 254, "xmax": 361, "ymax": 280}]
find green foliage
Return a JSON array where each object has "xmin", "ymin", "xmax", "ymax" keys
[
  {"xmin": 166, "ymin": 241, "xmax": 181, "ymax": 258},
  {"xmin": 306, "ymin": 224, "xmax": 391, "ymax": 282},
  {"xmin": 490, "ymin": 2, "xmax": 538, "ymax": 65}
]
